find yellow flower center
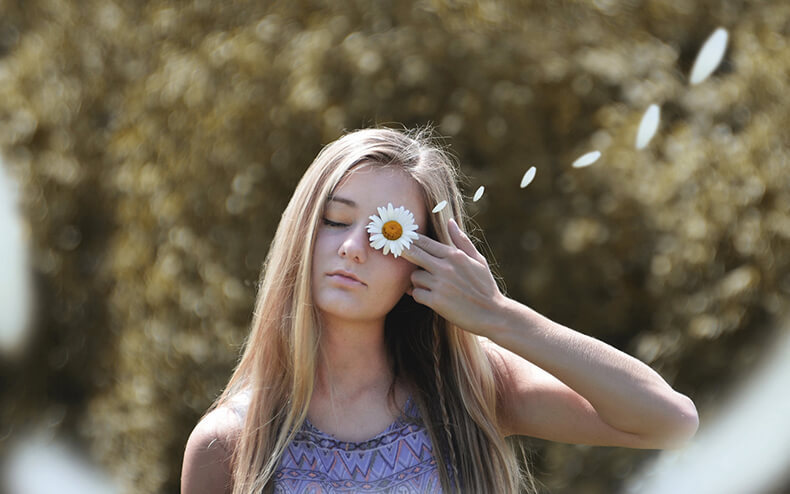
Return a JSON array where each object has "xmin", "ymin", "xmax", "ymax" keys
[{"xmin": 382, "ymin": 220, "xmax": 403, "ymax": 240}]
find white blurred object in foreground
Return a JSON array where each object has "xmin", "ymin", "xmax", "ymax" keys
[
  {"xmin": 624, "ymin": 324, "xmax": 790, "ymax": 494},
  {"xmin": 3, "ymin": 434, "xmax": 119, "ymax": 494},
  {"xmin": 0, "ymin": 155, "xmax": 33, "ymax": 355}
]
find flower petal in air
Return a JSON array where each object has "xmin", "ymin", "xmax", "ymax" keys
[
  {"xmin": 636, "ymin": 104, "xmax": 661, "ymax": 150},
  {"xmin": 520, "ymin": 167, "xmax": 537, "ymax": 188},
  {"xmin": 432, "ymin": 200, "xmax": 447, "ymax": 213},
  {"xmin": 473, "ymin": 186, "xmax": 485, "ymax": 202},
  {"xmin": 572, "ymin": 151, "xmax": 601, "ymax": 168},
  {"xmin": 690, "ymin": 28, "xmax": 729, "ymax": 85}
]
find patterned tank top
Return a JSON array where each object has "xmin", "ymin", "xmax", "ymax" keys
[{"xmin": 273, "ymin": 396, "xmax": 444, "ymax": 493}]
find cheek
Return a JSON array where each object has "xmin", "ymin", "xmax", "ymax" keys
[
  {"xmin": 311, "ymin": 238, "xmax": 334, "ymax": 278},
  {"xmin": 314, "ymin": 231, "xmax": 340, "ymax": 260},
  {"xmin": 384, "ymin": 257, "xmax": 418, "ymax": 289}
]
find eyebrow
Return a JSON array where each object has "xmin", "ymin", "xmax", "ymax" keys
[{"xmin": 326, "ymin": 195, "xmax": 357, "ymax": 208}]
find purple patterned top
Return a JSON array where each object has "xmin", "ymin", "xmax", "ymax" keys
[{"xmin": 273, "ymin": 396, "xmax": 444, "ymax": 493}]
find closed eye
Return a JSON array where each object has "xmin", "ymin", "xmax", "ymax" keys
[{"xmin": 322, "ymin": 218, "xmax": 348, "ymax": 228}]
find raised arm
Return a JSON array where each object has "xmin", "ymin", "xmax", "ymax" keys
[
  {"xmin": 481, "ymin": 302, "xmax": 698, "ymax": 449},
  {"xmin": 401, "ymin": 218, "xmax": 698, "ymax": 449}
]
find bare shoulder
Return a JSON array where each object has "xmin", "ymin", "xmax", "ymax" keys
[{"xmin": 181, "ymin": 405, "xmax": 245, "ymax": 494}]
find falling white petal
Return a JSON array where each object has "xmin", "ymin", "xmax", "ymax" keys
[
  {"xmin": 3, "ymin": 434, "xmax": 120, "ymax": 494},
  {"xmin": 572, "ymin": 150, "xmax": 601, "ymax": 168},
  {"xmin": 520, "ymin": 167, "xmax": 537, "ymax": 188},
  {"xmin": 0, "ymin": 157, "xmax": 32, "ymax": 355},
  {"xmin": 473, "ymin": 186, "xmax": 485, "ymax": 202},
  {"xmin": 636, "ymin": 104, "xmax": 661, "ymax": 150},
  {"xmin": 432, "ymin": 200, "xmax": 447, "ymax": 213},
  {"xmin": 690, "ymin": 28, "xmax": 729, "ymax": 85}
]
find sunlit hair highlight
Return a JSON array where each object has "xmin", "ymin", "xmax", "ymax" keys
[{"xmin": 209, "ymin": 125, "xmax": 536, "ymax": 493}]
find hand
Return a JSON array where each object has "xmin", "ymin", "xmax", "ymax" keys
[{"xmin": 399, "ymin": 218, "xmax": 506, "ymax": 337}]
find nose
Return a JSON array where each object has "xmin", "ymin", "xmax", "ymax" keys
[{"xmin": 338, "ymin": 225, "xmax": 369, "ymax": 263}]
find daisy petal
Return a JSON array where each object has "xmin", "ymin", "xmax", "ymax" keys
[
  {"xmin": 636, "ymin": 104, "xmax": 661, "ymax": 150},
  {"xmin": 520, "ymin": 167, "xmax": 537, "ymax": 188},
  {"xmin": 432, "ymin": 201, "xmax": 447, "ymax": 213},
  {"xmin": 473, "ymin": 186, "xmax": 485, "ymax": 202},
  {"xmin": 690, "ymin": 27, "xmax": 729, "ymax": 85},
  {"xmin": 572, "ymin": 151, "xmax": 601, "ymax": 168}
]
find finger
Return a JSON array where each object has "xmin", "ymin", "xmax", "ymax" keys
[
  {"xmin": 412, "ymin": 233, "xmax": 454, "ymax": 259},
  {"xmin": 410, "ymin": 286, "xmax": 433, "ymax": 307},
  {"xmin": 410, "ymin": 269, "xmax": 433, "ymax": 289},
  {"xmin": 399, "ymin": 242, "xmax": 441, "ymax": 273},
  {"xmin": 448, "ymin": 218, "xmax": 487, "ymax": 265}
]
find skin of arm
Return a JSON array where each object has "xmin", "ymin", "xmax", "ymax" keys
[
  {"xmin": 401, "ymin": 218, "xmax": 699, "ymax": 450},
  {"xmin": 482, "ymin": 302, "xmax": 699, "ymax": 449},
  {"xmin": 181, "ymin": 407, "xmax": 239, "ymax": 494}
]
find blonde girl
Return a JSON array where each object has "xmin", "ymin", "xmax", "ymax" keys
[{"xmin": 181, "ymin": 126, "xmax": 698, "ymax": 493}]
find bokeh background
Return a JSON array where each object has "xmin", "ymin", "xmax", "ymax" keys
[{"xmin": 1, "ymin": 0, "xmax": 789, "ymax": 492}]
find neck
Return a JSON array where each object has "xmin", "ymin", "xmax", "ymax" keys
[{"xmin": 315, "ymin": 316, "xmax": 394, "ymax": 403}]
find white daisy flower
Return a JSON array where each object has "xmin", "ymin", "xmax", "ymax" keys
[
  {"xmin": 366, "ymin": 203, "xmax": 419, "ymax": 258},
  {"xmin": 473, "ymin": 186, "xmax": 485, "ymax": 202},
  {"xmin": 432, "ymin": 200, "xmax": 448, "ymax": 213}
]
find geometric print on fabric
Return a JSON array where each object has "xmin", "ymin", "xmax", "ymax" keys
[{"xmin": 273, "ymin": 396, "xmax": 444, "ymax": 493}]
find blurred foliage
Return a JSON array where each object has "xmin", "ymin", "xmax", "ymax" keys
[{"xmin": 0, "ymin": 0, "xmax": 788, "ymax": 492}]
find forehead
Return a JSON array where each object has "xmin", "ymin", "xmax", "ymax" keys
[{"xmin": 327, "ymin": 166, "xmax": 426, "ymax": 219}]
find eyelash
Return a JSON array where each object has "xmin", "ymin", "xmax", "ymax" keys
[{"xmin": 322, "ymin": 218, "xmax": 349, "ymax": 228}]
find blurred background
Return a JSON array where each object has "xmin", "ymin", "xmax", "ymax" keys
[{"xmin": 0, "ymin": 0, "xmax": 788, "ymax": 493}]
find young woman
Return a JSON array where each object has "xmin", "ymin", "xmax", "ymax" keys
[{"xmin": 181, "ymin": 126, "xmax": 699, "ymax": 494}]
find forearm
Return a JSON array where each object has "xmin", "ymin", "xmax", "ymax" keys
[{"xmin": 486, "ymin": 295, "xmax": 699, "ymax": 445}]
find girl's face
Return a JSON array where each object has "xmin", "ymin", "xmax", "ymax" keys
[{"xmin": 311, "ymin": 166, "xmax": 428, "ymax": 326}]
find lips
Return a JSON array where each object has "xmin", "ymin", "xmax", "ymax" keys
[{"xmin": 327, "ymin": 270, "xmax": 366, "ymax": 286}]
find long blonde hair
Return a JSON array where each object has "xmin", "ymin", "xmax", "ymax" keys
[{"xmin": 212, "ymin": 125, "xmax": 534, "ymax": 493}]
